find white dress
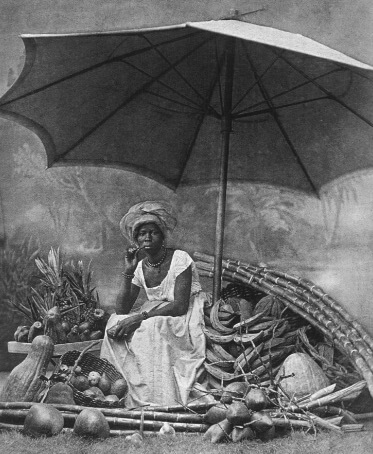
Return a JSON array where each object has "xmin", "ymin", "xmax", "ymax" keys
[{"xmin": 100, "ymin": 250, "xmax": 207, "ymax": 408}]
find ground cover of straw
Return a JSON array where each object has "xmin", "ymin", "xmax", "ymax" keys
[{"xmin": 0, "ymin": 429, "xmax": 372, "ymax": 454}]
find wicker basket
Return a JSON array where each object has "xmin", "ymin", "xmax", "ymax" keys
[{"xmin": 59, "ymin": 350, "xmax": 127, "ymax": 408}]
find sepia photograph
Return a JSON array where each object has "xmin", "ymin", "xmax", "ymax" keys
[{"xmin": 0, "ymin": 1, "xmax": 373, "ymax": 452}]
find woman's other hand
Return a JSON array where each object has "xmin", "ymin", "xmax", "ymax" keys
[{"xmin": 107, "ymin": 314, "xmax": 143, "ymax": 341}]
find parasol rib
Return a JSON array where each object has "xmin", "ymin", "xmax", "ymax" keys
[
  {"xmin": 56, "ymin": 37, "xmax": 213, "ymax": 162},
  {"xmin": 140, "ymin": 34, "xmax": 220, "ymax": 118},
  {"xmin": 176, "ymin": 50, "xmax": 226, "ymax": 187},
  {"xmin": 143, "ymin": 90, "xmax": 207, "ymax": 114},
  {"xmin": 214, "ymin": 39, "xmax": 224, "ymax": 115},
  {"xmin": 232, "ymin": 53, "xmax": 283, "ymax": 113},
  {"xmin": 234, "ymin": 68, "xmax": 345, "ymax": 117},
  {"xmin": 243, "ymin": 43, "xmax": 318, "ymax": 194},
  {"xmin": 235, "ymin": 96, "xmax": 330, "ymax": 120},
  {"xmin": 0, "ymin": 30, "xmax": 203, "ymax": 108},
  {"xmin": 275, "ymin": 51, "xmax": 373, "ymax": 129}
]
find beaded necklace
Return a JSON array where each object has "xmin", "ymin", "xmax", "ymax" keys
[{"xmin": 146, "ymin": 246, "xmax": 167, "ymax": 271}]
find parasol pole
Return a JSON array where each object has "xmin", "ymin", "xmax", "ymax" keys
[{"xmin": 213, "ymin": 37, "xmax": 235, "ymax": 303}]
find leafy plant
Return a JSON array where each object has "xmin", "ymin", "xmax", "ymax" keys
[{"xmin": 29, "ymin": 247, "xmax": 100, "ymax": 326}]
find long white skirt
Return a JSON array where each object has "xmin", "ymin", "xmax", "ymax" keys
[{"xmin": 100, "ymin": 293, "xmax": 206, "ymax": 408}]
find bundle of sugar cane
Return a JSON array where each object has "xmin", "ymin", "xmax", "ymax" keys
[
  {"xmin": 194, "ymin": 252, "xmax": 373, "ymax": 399},
  {"xmin": 0, "ymin": 408, "xmax": 209, "ymax": 432},
  {"xmin": 0, "ymin": 400, "xmax": 215, "ymax": 415},
  {"xmin": 217, "ymin": 256, "xmax": 373, "ymax": 372}
]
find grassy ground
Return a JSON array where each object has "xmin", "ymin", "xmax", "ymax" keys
[{"xmin": 0, "ymin": 429, "xmax": 372, "ymax": 454}]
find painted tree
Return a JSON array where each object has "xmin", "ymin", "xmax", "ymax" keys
[
  {"xmin": 320, "ymin": 176, "xmax": 359, "ymax": 247},
  {"xmin": 12, "ymin": 142, "xmax": 119, "ymax": 253},
  {"xmin": 222, "ymin": 184, "xmax": 319, "ymax": 263}
]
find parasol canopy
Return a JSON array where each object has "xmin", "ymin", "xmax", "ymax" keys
[{"xmin": 1, "ymin": 20, "xmax": 373, "ymax": 301}]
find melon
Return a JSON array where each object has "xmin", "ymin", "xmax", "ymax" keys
[
  {"xmin": 275, "ymin": 352, "xmax": 329, "ymax": 399},
  {"xmin": 23, "ymin": 403, "xmax": 64, "ymax": 437},
  {"xmin": 73, "ymin": 408, "xmax": 110, "ymax": 439},
  {"xmin": 253, "ymin": 295, "xmax": 284, "ymax": 318}
]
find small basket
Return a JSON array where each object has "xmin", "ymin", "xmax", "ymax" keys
[{"xmin": 59, "ymin": 350, "xmax": 127, "ymax": 408}]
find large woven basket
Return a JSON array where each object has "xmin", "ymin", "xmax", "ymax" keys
[{"xmin": 59, "ymin": 350, "xmax": 127, "ymax": 408}]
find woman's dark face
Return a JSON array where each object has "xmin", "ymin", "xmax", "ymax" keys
[{"xmin": 135, "ymin": 223, "xmax": 164, "ymax": 252}]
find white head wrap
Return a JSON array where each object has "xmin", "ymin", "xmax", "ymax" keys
[{"xmin": 120, "ymin": 200, "xmax": 177, "ymax": 244}]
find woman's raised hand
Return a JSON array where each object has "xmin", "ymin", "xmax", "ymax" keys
[{"xmin": 124, "ymin": 246, "xmax": 141, "ymax": 274}]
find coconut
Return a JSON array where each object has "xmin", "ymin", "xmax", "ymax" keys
[
  {"xmin": 244, "ymin": 388, "xmax": 268, "ymax": 411},
  {"xmin": 204, "ymin": 405, "xmax": 227, "ymax": 424},
  {"xmin": 44, "ymin": 382, "xmax": 75, "ymax": 405},
  {"xmin": 275, "ymin": 353, "xmax": 329, "ymax": 399},
  {"xmin": 258, "ymin": 425, "xmax": 276, "ymax": 441},
  {"xmin": 231, "ymin": 426, "xmax": 256, "ymax": 443},
  {"xmin": 73, "ymin": 408, "xmax": 110, "ymax": 439},
  {"xmin": 203, "ymin": 419, "xmax": 232, "ymax": 444},
  {"xmin": 23, "ymin": 403, "xmax": 64, "ymax": 437},
  {"xmin": 226, "ymin": 402, "xmax": 252, "ymax": 426},
  {"xmin": 249, "ymin": 411, "xmax": 274, "ymax": 433},
  {"xmin": 221, "ymin": 382, "xmax": 250, "ymax": 404}
]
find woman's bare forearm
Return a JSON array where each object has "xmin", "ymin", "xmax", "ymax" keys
[{"xmin": 116, "ymin": 280, "xmax": 140, "ymax": 314}]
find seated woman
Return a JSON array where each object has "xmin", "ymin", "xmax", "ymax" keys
[{"xmin": 100, "ymin": 200, "xmax": 207, "ymax": 408}]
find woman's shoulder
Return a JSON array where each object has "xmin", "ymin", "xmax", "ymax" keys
[
  {"xmin": 173, "ymin": 249, "xmax": 193, "ymax": 261},
  {"xmin": 170, "ymin": 249, "xmax": 193, "ymax": 272}
]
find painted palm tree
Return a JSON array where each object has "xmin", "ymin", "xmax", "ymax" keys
[{"xmin": 225, "ymin": 185, "xmax": 317, "ymax": 263}]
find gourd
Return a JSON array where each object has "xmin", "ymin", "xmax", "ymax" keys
[
  {"xmin": 0, "ymin": 335, "xmax": 54, "ymax": 402},
  {"xmin": 275, "ymin": 352, "xmax": 329, "ymax": 399}
]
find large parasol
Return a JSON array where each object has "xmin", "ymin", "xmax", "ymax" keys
[{"xmin": 1, "ymin": 19, "xmax": 373, "ymax": 302}]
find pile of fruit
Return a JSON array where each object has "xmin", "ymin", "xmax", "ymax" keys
[
  {"xmin": 12, "ymin": 247, "xmax": 110, "ymax": 344},
  {"xmin": 41, "ymin": 349, "xmax": 129, "ymax": 408},
  {"xmin": 194, "ymin": 251, "xmax": 373, "ymax": 395}
]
